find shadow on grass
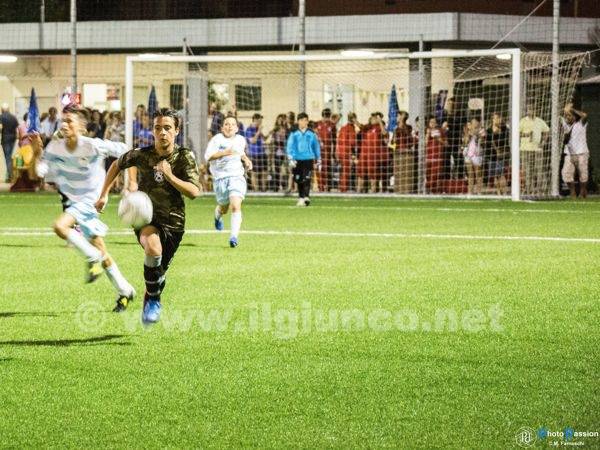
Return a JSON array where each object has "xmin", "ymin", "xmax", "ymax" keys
[
  {"xmin": 0, "ymin": 243, "xmax": 47, "ymax": 248},
  {"xmin": 0, "ymin": 334, "xmax": 129, "ymax": 347},
  {"xmin": 0, "ymin": 312, "xmax": 60, "ymax": 319}
]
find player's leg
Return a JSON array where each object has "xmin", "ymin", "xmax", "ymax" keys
[
  {"xmin": 139, "ymin": 225, "xmax": 164, "ymax": 323},
  {"xmin": 90, "ymin": 236, "xmax": 136, "ymax": 312},
  {"xmin": 578, "ymin": 155, "xmax": 588, "ymax": 198},
  {"xmin": 214, "ymin": 178, "xmax": 229, "ymax": 231},
  {"xmin": 54, "ymin": 211, "xmax": 105, "ymax": 282},
  {"xmin": 226, "ymin": 176, "xmax": 246, "ymax": 247}
]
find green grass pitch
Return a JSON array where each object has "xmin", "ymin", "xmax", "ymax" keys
[{"xmin": 0, "ymin": 193, "xmax": 598, "ymax": 448}]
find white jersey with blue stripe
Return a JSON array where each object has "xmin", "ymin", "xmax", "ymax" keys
[{"xmin": 36, "ymin": 136, "xmax": 128, "ymax": 206}]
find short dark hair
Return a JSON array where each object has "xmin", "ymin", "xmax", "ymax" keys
[
  {"xmin": 153, "ymin": 107, "xmax": 180, "ymax": 129},
  {"xmin": 321, "ymin": 108, "xmax": 332, "ymax": 118},
  {"xmin": 62, "ymin": 104, "xmax": 90, "ymax": 123},
  {"xmin": 297, "ymin": 112, "xmax": 308, "ymax": 120},
  {"xmin": 252, "ymin": 112, "xmax": 263, "ymax": 121},
  {"xmin": 223, "ymin": 114, "xmax": 239, "ymax": 126}
]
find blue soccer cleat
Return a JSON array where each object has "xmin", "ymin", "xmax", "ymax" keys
[
  {"xmin": 214, "ymin": 216, "xmax": 224, "ymax": 231},
  {"xmin": 229, "ymin": 237, "xmax": 238, "ymax": 248},
  {"xmin": 142, "ymin": 298, "xmax": 161, "ymax": 324}
]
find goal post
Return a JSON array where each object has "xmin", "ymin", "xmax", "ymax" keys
[{"xmin": 124, "ymin": 48, "xmax": 584, "ymax": 201}]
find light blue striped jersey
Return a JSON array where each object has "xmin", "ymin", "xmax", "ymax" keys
[{"xmin": 36, "ymin": 136, "xmax": 128, "ymax": 206}]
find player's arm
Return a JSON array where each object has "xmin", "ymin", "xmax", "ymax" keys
[
  {"xmin": 207, "ymin": 148, "xmax": 234, "ymax": 161},
  {"xmin": 241, "ymin": 151, "xmax": 253, "ymax": 172},
  {"xmin": 156, "ymin": 155, "xmax": 200, "ymax": 199},
  {"xmin": 571, "ymin": 107, "xmax": 588, "ymax": 123},
  {"xmin": 95, "ymin": 159, "xmax": 121, "ymax": 212}
]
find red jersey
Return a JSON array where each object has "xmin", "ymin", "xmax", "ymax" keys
[
  {"xmin": 337, "ymin": 123, "xmax": 357, "ymax": 157},
  {"xmin": 316, "ymin": 119, "xmax": 335, "ymax": 154}
]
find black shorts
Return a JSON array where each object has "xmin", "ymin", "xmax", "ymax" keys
[
  {"xmin": 135, "ymin": 223, "xmax": 184, "ymax": 272},
  {"xmin": 251, "ymin": 154, "xmax": 268, "ymax": 172}
]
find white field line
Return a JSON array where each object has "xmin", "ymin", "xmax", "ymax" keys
[
  {"xmin": 1, "ymin": 227, "xmax": 599, "ymax": 244},
  {"xmin": 2, "ymin": 201, "xmax": 598, "ymax": 214}
]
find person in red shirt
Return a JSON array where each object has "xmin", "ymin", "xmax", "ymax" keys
[
  {"xmin": 336, "ymin": 112, "xmax": 360, "ymax": 192},
  {"xmin": 316, "ymin": 108, "xmax": 336, "ymax": 192},
  {"xmin": 358, "ymin": 113, "xmax": 388, "ymax": 193},
  {"xmin": 392, "ymin": 111, "xmax": 415, "ymax": 193},
  {"xmin": 425, "ymin": 116, "xmax": 446, "ymax": 193}
]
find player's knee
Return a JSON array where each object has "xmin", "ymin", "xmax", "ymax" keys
[
  {"xmin": 230, "ymin": 203, "xmax": 241, "ymax": 213},
  {"xmin": 53, "ymin": 220, "xmax": 68, "ymax": 238}
]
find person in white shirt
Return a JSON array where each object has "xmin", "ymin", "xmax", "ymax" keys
[
  {"xmin": 40, "ymin": 107, "xmax": 60, "ymax": 147},
  {"xmin": 205, "ymin": 115, "xmax": 253, "ymax": 248},
  {"xmin": 519, "ymin": 105, "xmax": 549, "ymax": 195},
  {"xmin": 31, "ymin": 104, "xmax": 135, "ymax": 312},
  {"xmin": 561, "ymin": 104, "xmax": 589, "ymax": 199}
]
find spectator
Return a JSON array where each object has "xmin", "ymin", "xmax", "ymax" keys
[
  {"xmin": 244, "ymin": 113, "xmax": 267, "ymax": 191},
  {"xmin": 209, "ymin": 101, "xmax": 224, "ymax": 138},
  {"xmin": 40, "ymin": 107, "xmax": 60, "ymax": 146},
  {"xmin": 519, "ymin": 104, "xmax": 549, "ymax": 195},
  {"xmin": 0, "ymin": 103, "xmax": 19, "ymax": 182},
  {"xmin": 10, "ymin": 112, "xmax": 38, "ymax": 191},
  {"xmin": 227, "ymin": 106, "xmax": 245, "ymax": 136},
  {"xmin": 561, "ymin": 104, "xmax": 589, "ymax": 199},
  {"xmin": 137, "ymin": 113, "xmax": 154, "ymax": 147},
  {"xmin": 286, "ymin": 111, "xmax": 297, "ymax": 134},
  {"xmin": 463, "ymin": 117, "xmax": 486, "ymax": 195},
  {"xmin": 105, "ymin": 111, "xmax": 125, "ymax": 143},
  {"xmin": 132, "ymin": 104, "xmax": 146, "ymax": 147},
  {"xmin": 17, "ymin": 113, "xmax": 31, "ymax": 148},
  {"xmin": 86, "ymin": 109, "xmax": 104, "ymax": 138},
  {"xmin": 426, "ymin": 116, "xmax": 445, "ymax": 194},
  {"xmin": 392, "ymin": 111, "xmax": 415, "ymax": 194},
  {"xmin": 268, "ymin": 114, "xmax": 288, "ymax": 192},
  {"xmin": 442, "ymin": 97, "xmax": 466, "ymax": 180},
  {"xmin": 316, "ymin": 108, "xmax": 336, "ymax": 192},
  {"xmin": 358, "ymin": 113, "xmax": 388, "ymax": 193},
  {"xmin": 487, "ymin": 113, "xmax": 509, "ymax": 195},
  {"xmin": 337, "ymin": 112, "xmax": 360, "ymax": 192},
  {"xmin": 286, "ymin": 112, "xmax": 320, "ymax": 206}
]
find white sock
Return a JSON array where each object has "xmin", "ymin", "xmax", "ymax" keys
[
  {"xmin": 67, "ymin": 229, "xmax": 102, "ymax": 262},
  {"xmin": 105, "ymin": 261, "xmax": 134, "ymax": 296},
  {"xmin": 230, "ymin": 212, "xmax": 242, "ymax": 238},
  {"xmin": 215, "ymin": 205, "xmax": 222, "ymax": 220}
]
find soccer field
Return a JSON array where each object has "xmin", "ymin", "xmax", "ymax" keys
[{"xmin": 0, "ymin": 193, "xmax": 598, "ymax": 448}]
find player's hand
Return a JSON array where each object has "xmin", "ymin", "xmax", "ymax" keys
[
  {"xmin": 222, "ymin": 148, "xmax": 234, "ymax": 157},
  {"xmin": 30, "ymin": 132, "xmax": 43, "ymax": 157},
  {"xmin": 95, "ymin": 195, "xmax": 108, "ymax": 213},
  {"xmin": 244, "ymin": 159, "xmax": 253, "ymax": 172},
  {"xmin": 288, "ymin": 159, "xmax": 297, "ymax": 169},
  {"xmin": 316, "ymin": 159, "xmax": 322, "ymax": 171},
  {"xmin": 155, "ymin": 160, "xmax": 173, "ymax": 179},
  {"xmin": 124, "ymin": 181, "xmax": 138, "ymax": 195}
]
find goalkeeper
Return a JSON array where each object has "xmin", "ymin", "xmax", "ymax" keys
[{"xmin": 286, "ymin": 112, "xmax": 321, "ymax": 206}]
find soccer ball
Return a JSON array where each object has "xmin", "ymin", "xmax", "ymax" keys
[{"xmin": 118, "ymin": 191, "xmax": 153, "ymax": 229}]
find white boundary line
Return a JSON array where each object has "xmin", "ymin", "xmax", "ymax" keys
[{"xmin": 1, "ymin": 228, "xmax": 599, "ymax": 244}]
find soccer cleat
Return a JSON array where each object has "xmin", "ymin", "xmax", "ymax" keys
[
  {"xmin": 214, "ymin": 215, "xmax": 224, "ymax": 231},
  {"xmin": 229, "ymin": 237, "xmax": 238, "ymax": 248},
  {"xmin": 304, "ymin": 197, "xmax": 311, "ymax": 207},
  {"xmin": 112, "ymin": 289, "xmax": 136, "ymax": 313},
  {"xmin": 142, "ymin": 298, "xmax": 161, "ymax": 324},
  {"xmin": 296, "ymin": 198, "xmax": 306, "ymax": 207},
  {"xmin": 85, "ymin": 260, "xmax": 104, "ymax": 284}
]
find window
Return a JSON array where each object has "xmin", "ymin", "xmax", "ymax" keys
[
  {"xmin": 235, "ymin": 83, "xmax": 261, "ymax": 111},
  {"xmin": 170, "ymin": 84, "xmax": 184, "ymax": 110}
]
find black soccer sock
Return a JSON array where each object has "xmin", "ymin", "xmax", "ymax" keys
[{"xmin": 144, "ymin": 255, "xmax": 164, "ymax": 301}]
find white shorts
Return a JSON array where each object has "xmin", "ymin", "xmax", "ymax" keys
[
  {"xmin": 65, "ymin": 202, "xmax": 108, "ymax": 239},
  {"xmin": 214, "ymin": 176, "xmax": 247, "ymax": 205},
  {"xmin": 561, "ymin": 153, "xmax": 589, "ymax": 183}
]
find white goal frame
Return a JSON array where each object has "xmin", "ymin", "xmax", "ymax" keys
[{"xmin": 125, "ymin": 49, "xmax": 522, "ymax": 201}]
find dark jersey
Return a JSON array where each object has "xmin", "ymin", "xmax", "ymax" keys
[{"xmin": 118, "ymin": 145, "xmax": 200, "ymax": 232}]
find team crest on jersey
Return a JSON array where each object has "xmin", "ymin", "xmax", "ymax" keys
[{"xmin": 154, "ymin": 170, "xmax": 164, "ymax": 183}]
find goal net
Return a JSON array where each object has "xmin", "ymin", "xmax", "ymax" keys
[{"xmin": 126, "ymin": 50, "xmax": 585, "ymax": 200}]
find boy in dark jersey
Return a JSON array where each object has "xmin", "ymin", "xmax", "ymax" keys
[{"xmin": 96, "ymin": 108, "xmax": 201, "ymax": 324}]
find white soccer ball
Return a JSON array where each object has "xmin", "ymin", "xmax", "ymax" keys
[{"xmin": 118, "ymin": 191, "xmax": 153, "ymax": 229}]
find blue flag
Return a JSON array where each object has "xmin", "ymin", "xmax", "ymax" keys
[
  {"xmin": 387, "ymin": 85, "xmax": 399, "ymax": 133},
  {"xmin": 27, "ymin": 88, "xmax": 40, "ymax": 133},
  {"xmin": 148, "ymin": 85, "xmax": 158, "ymax": 118}
]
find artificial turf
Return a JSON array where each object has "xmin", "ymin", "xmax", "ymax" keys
[{"xmin": 0, "ymin": 193, "xmax": 598, "ymax": 448}]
